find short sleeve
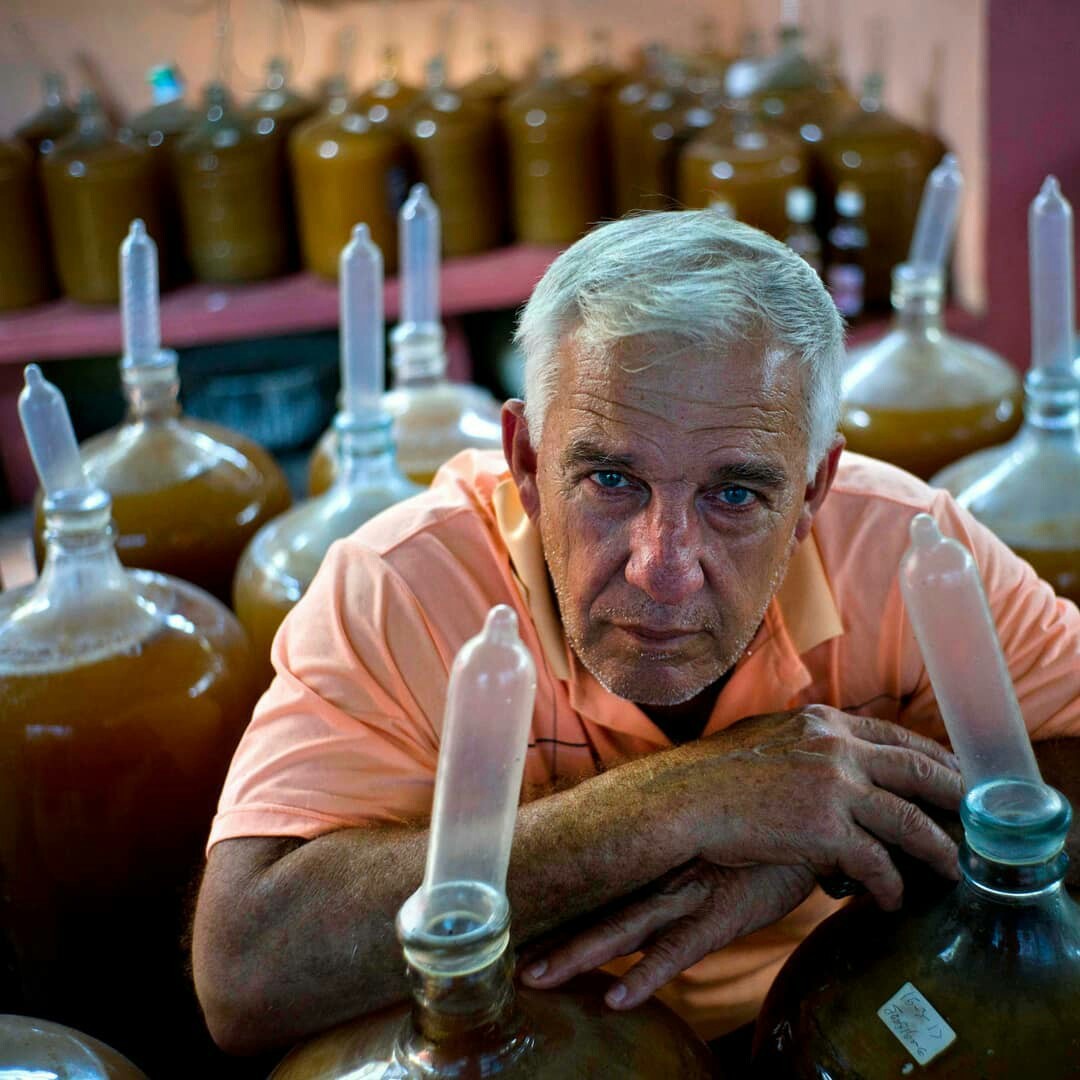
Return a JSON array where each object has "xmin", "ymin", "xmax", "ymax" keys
[{"xmin": 208, "ymin": 539, "xmax": 450, "ymax": 849}]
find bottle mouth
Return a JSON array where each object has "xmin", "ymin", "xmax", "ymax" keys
[
  {"xmin": 961, "ymin": 778, "xmax": 1072, "ymax": 865},
  {"xmin": 397, "ymin": 881, "xmax": 510, "ymax": 977},
  {"xmin": 43, "ymin": 485, "xmax": 112, "ymax": 520}
]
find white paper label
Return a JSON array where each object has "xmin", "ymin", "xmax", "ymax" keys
[{"xmin": 877, "ymin": 982, "xmax": 957, "ymax": 1066}]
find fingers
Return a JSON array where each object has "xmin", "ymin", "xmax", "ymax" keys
[
  {"xmin": 854, "ymin": 789, "xmax": 960, "ymax": 883},
  {"xmin": 847, "ymin": 713, "xmax": 960, "ymax": 773},
  {"xmin": 520, "ymin": 863, "xmax": 710, "ymax": 989},
  {"xmin": 863, "ymin": 744, "xmax": 965, "ymax": 811},
  {"xmin": 607, "ymin": 865, "xmax": 815, "ymax": 1009}
]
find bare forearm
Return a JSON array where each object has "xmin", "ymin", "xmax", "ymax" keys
[{"xmin": 194, "ymin": 750, "xmax": 699, "ymax": 1053}]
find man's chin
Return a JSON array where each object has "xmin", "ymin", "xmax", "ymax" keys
[{"xmin": 583, "ymin": 658, "xmax": 717, "ymax": 708}]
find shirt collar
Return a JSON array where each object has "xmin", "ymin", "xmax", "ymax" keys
[{"xmin": 491, "ymin": 475, "xmax": 844, "ymax": 678}]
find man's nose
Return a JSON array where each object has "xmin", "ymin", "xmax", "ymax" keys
[{"xmin": 624, "ymin": 498, "xmax": 706, "ymax": 606}]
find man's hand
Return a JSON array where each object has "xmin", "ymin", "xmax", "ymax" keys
[
  {"xmin": 666, "ymin": 706, "xmax": 964, "ymax": 910},
  {"xmin": 521, "ymin": 860, "xmax": 816, "ymax": 1009}
]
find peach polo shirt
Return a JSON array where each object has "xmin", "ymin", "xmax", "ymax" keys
[{"xmin": 209, "ymin": 449, "xmax": 1080, "ymax": 1039}]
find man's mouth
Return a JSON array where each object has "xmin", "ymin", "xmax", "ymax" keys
[{"xmin": 614, "ymin": 623, "xmax": 702, "ymax": 646}]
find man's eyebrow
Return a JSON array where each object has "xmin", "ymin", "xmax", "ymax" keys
[
  {"xmin": 706, "ymin": 461, "xmax": 789, "ymax": 490},
  {"xmin": 561, "ymin": 439, "xmax": 636, "ymax": 472}
]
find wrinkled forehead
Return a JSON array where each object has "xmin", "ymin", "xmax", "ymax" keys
[{"xmin": 552, "ymin": 332, "xmax": 808, "ymax": 433}]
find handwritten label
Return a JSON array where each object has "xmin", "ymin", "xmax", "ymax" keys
[{"xmin": 877, "ymin": 982, "xmax": 956, "ymax": 1066}]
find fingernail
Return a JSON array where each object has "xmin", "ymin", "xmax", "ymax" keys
[
  {"xmin": 525, "ymin": 960, "xmax": 547, "ymax": 980},
  {"xmin": 606, "ymin": 984, "xmax": 627, "ymax": 1006}
]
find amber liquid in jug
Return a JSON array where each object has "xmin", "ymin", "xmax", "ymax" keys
[
  {"xmin": 679, "ymin": 107, "xmax": 807, "ymax": 238},
  {"xmin": 406, "ymin": 57, "xmax": 505, "ymax": 256},
  {"xmin": 173, "ymin": 82, "xmax": 289, "ymax": 283},
  {"xmin": 291, "ymin": 107, "xmax": 409, "ymax": 278},
  {"xmin": 4, "ymin": 364, "xmax": 261, "ymax": 1073},
  {"xmin": 503, "ymin": 48, "xmax": 604, "ymax": 245},
  {"xmin": 41, "ymin": 93, "xmax": 163, "ymax": 304},
  {"xmin": 0, "ymin": 140, "xmax": 53, "ymax": 310},
  {"xmin": 840, "ymin": 266, "xmax": 1022, "ymax": 480},
  {"xmin": 32, "ymin": 355, "xmax": 292, "ymax": 605},
  {"xmin": 818, "ymin": 74, "xmax": 937, "ymax": 309},
  {"xmin": 15, "ymin": 72, "xmax": 77, "ymax": 156}
]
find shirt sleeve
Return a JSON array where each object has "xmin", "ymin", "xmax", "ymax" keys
[
  {"xmin": 897, "ymin": 489, "xmax": 1080, "ymax": 741},
  {"xmin": 208, "ymin": 538, "xmax": 451, "ymax": 850}
]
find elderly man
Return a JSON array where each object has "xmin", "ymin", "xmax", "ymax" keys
[{"xmin": 193, "ymin": 212, "xmax": 1080, "ymax": 1056}]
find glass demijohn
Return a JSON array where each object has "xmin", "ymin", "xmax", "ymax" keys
[
  {"xmin": 752, "ymin": 514, "xmax": 1080, "ymax": 1077},
  {"xmin": 268, "ymin": 606, "xmax": 715, "ymax": 1078},
  {"xmin": 841, "ymin": 156, "xmax": 1022, "ymax": 479},
  {"xmin": 308, "ymin": 185, "xmax": 503, "ymax": 494},
  {"xmin": 934, "ymin": 177, "xmax": 1080, "ymax": 604},
  {"xmin": 31, "ymin": 221, "xmax": 292, "ymax": 603},
  {"xmin": 233, "ymin": 224, "xmax": 420, "ymax": 686},
  {"xmin": 2, "ymin": 366, "xmax": 260, "ymax": 1073}
]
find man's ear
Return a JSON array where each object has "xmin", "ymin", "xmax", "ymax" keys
[
  {"xmin": 794, "ymin": 434, "xmax": 845, "ymax": 543},
  {"xmin": 502, "ymin": 400, "xmax": 541, "ymax": 521}
]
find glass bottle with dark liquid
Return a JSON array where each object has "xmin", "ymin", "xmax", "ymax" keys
[
  {"xmin": 269, "ymin": 605, "xmax": 714, "ymax": 1079},
  {"xmin": 818, "ymin": 71, "xmax": 937, "ymax": 310},
  {"xmin": 753, "ymin": 514, "xmax": 1080, "ymax": 1077},
  {"xmin": 841, "ymin": 156, "xmax": 1021, "ymax": 479},
  {"xmin": 678, "ymin": 103, "xmax": 807, "ymax": 237},
  {"xmin": 173, "ymin": 81, "xmax": 289, "ymax": 283},
  {"xmin": 935, "ymin": 177, "xmax": 1080, "ymax": 605},
  {"xmin": 31, "ymin": 221, "xmax": 292, "ymax": 603},
  {"xmin": 4, "ymin": 366, "xmax": 260, "ymax": 1074},
  {"xmin": 128, "ymin": 64, "xmax": 197, "ymax": 285},
  {"xmin": 355, "ymin": 44, "xmax": 421, "ymax": 135},
  {"xmin": 460, "ymin": 6, "xmax": 516, "ymax": 113},
  {"xmin": 308, "ymin": 186, "xmax": 502, "ymax": 495},
  {"xmin": 234, "ymin": 226, "xmax": 419, "ymax": 687},
  {"xmin": 610, "ymin": 43, "xmax": 664, "ymax": 216},
  {"xmin": 15, "ymin": 72, "xmax": 77, "ymax": 157},
  {"xmin": 41, "ymin": 92, "xmax": 163, "ymax": 304},
  {"xmin": 291, "ymin": 92, "xmax": 409, "ymax": 278},
  {"xmin": 0, "ymin": 139, "xmax": 53, "ymax": 310},
  {"xmin": 0, "ymin": 1015, "xmax": 148, "ymax": 1079},
  {"xmin": 405, "ymin": 55, "xmax": 505, "ymax": 256},
  {"xmin": 503, "ymin": 47, "xmax": 604, "ymax": 245}
]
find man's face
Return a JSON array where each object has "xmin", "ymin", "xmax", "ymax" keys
[{"xmin": 526, "ymin": 336, "xmax": 818, "ymax": 707}]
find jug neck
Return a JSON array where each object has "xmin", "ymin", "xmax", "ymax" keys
[
  {"xmin": 1021, "ymin": 366, "xmax": 1080, "ymax": 434},
  {"xmin": 890, "ymin": 264, "xmax": 944, "ymax": 339},
  {"xmin": 121, "ymin": 352, "xmax": 183, "ymax": 422},
  {"xmin": 396, "ymin": 887, "xmax": 530, "ymax": 1073},
  {"xmin": 334, "ymin": 412, "xmax": 406, "ymax": 487},
  {"xmin": 391, "ymin": 326, "xmax": 449, "ymax": 388},
  {"xmin": 39, "ymin": 489, "xmax": 132, "ymax": 595}
]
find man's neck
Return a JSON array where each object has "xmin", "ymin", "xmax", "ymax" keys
[{"xmin": 642, "ymin": 669, "xmax": 734, "ymax": 745}]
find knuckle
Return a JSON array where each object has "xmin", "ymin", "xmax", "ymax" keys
[
  {"xmin": 897, "ymin": 800, "xmax": 927, "ymax": 838},
  {"xmin": 910, "ymin": 752, "xmax": 934, "ymax": 782}
]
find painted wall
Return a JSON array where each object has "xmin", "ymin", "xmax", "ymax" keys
[{"xmin": 1, "ymin": 0, "xmax": 986, "ymax": 307}]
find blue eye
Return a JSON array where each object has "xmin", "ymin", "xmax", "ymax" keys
[
  {"xmin": 717, "ymin": 485, "xmax": 755, "ymax": 507},
  {"xmin": 591, "ymin": 470, "xmax": 629, "ymax": 490}
]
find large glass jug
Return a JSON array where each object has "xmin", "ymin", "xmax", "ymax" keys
[
  {"xmin": 0, "ymin": 139, "xmax": 53, "ymax": 310},
  {"xmin": 31, "ymin": 222, "xmax": 292, "ymax": 603},
  {"xmin": 752, "ymin": 515, "xmax": 1080, "ymax": 1077},
  {"xmin": 0, "ymin": 1016, "xmax": 148, "ymax": 1079},
  {"xmin": 355, "ymin": 45, "xmax": 421, "ymax": 134},
  {"xmin": 817, "ymin": 73, "xmax": 936, "ymax": 309},
  {"xmin": 40, "ymin": 92, "xmax": 162, "ymax": 304},
  {"xmin": 934, "ymin": 178, "xmax": 1080, "ymax": 604},
  {"xmin": 405, "ymin": 56, "xmax": 505, "ymax": 256},
  {"xmin": 268, "ymin": 606, "xmax": 714, "ymax": 1079},
  {"xmin": 291, "ymin": 101, "xmax": 409, "ymax": 278},
  {"xmin": 234, "ymin": 226, "xmax": 419, "ymax": 686},
  {"xmin": 308, "ymin": 186, "xmax": 502, "ymax": 495},
  {"xmin": 128, "ymin": 64, "xmax": 197, "ymax": 286},
  {"xmin": 841, "ymin": 157, "xmax": 1022, "ymax": 479},
  {"xmin": 678, "ymin": 106, "xmax": 807, "ymax": 237},
  {"xmin": 503, "ymin": 48, "xmax": 604, "ymax": 245},
  {"xmin": 4, "ymin": 366, "xmax": 260, "ymax": 1074},
  {"xmin": 173, "ymin": 81, "xmax": 289, "ymax": 283},
  {"xmin": 610, "ymin": 43, "xmax": 664, "ymax": 216},
  {"xmin": 460, "ymin": 6, "xmax": 516, "ymax": 112},
  {"xmin": 15, "ymin": 72, "xmax": 77, "ymax": 156}
]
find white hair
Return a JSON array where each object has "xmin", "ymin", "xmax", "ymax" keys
[{"xmin": 516, "ymin": 211, "xmax": 845, "ymax": 478}]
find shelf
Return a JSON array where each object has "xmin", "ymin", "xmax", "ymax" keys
[{"xmin": 0, "ymin": 244, "xmax": 563, "ymax": 364}]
